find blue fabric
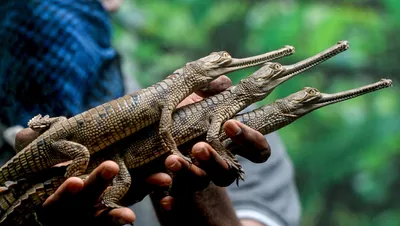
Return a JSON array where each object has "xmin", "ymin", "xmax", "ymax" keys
[{"xmin": 0, "ymin": 0, "xmax": 125, "ymax": 127}]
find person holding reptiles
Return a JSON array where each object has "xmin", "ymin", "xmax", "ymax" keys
[{"xmin": 0, "ymin": 0, "xmax": 300, "ymax": 225}]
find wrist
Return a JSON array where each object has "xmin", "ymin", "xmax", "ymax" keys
[{"xmin": 151, "ymin": 183, "xmax": 242, "ymax": 226}]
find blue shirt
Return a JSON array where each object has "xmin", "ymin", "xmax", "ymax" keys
[{"xmin": 0, "ymin": 0, "xmax": 125, "ymax": 127}]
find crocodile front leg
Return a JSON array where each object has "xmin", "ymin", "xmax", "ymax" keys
[
  {"xmin": 159, "ymin": 105, "xmax": 193, "ymax": 164},
  {"xmin": 206, "ymin": 116, "xmax": 244, "ymax": 180},
  {"xmin": 101, "ymin": 155, "xmax": 131, "ymax": 209},
  {"xmin": 27, "ymin": 114, "xmax": 67, "ymax": 132},
  {"xmin": 14, "ymin": 115, "xmax": 68, "ymax": 153},
  {"xmin": 51, "ymin": 140, "xmax": 90, "ymax": 178}
]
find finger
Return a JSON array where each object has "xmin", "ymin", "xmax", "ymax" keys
[
  {"xmin": 192, "ymin": 142, "xmax": 228, "ymax": 169},
  {"xmin": 223, "ymin": 120, "xmax": 271, "ymax": 163},
  {"xmin": 164, "ymin": 154, "xmax": 210, "ymax": 193},
  {"xmin": 160, "ymin": 196, "xmax": 174, "ymax": 211},
  {"xmin": 15, "ymin": 128, "xmax": 40, "ymax": 152},
  {"xmin": 43, "ymin": 177, "xmax": 84, "ymax": 207},
  {"xmin": 177, "ymin": 75, "xmax": 232, "ymax": 108},
  {"xmin": 195, "ymin": 75, "xmax": 232, "ymax": 97},
  {"xmin": 96, "ymin": 206, "xmax": 136, "ymax": 225},
  {"xmin": 146, "ymin": 172, "xmax": 172, "ymax": 187},
  {"xmin": 109, "ymin": 207, "xmax": 136, "ymax": 225},
  {"xmin": 191, "ymin": 142, "xmax": 238, "ymax": 186},
  {"xmin": 80, "ymin": 161, "xmax": 119, "ymax": 203},
  {"xmin": 165, "ymin": 154, "xmax": 206, "ymax": 177},
  {"xmin": 177, "ymin": 93, "xmax": 203, "ymax": 108}
]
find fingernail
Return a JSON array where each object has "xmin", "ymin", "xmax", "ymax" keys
[
  {"xmin": 161, "ymin": 200, "xmax": 173, "ymax": 211},
  {"xmin": 162, "ymin": 180, "xmax": 172, "ymax": 187},
  {"xmin": 226, "ymin": 122, "xmax": 242, "ymax": 136},
  {"xmin": 168, "ymin": 160, "xmax": 181, "ymax": 171},
  {"xmin": 168, "ymin": 161, "xmax": 176, "ymax": 168},
  {"xmin": 196, "ymin": 145, "xmax": 211, "ymax": 161},
  {"xmin": 114, "ymin": 217, "xmax": 132, "ymax": 225}
]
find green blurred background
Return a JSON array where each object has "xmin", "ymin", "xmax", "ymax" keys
[{"xmin": 111, "ymin": 1, "xmax": 400, "ymax": 225}]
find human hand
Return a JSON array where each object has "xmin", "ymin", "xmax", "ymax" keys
[
  {"xmin": 150, "ymin": 119, "xmax": 271, "ymax": 211},
  {"xmin": 12, "ymin": 75, "xmax": 271, "ymax": 221},
  {"xmin": 152, "ymin": 76, "xmax": 271, "ymax": 211},
  {"xmin": 13, "ymin": 128, "xmax": 171, "ymax": 226},
  {"xmin": 39, "ymin": 160, "xmax": 173, "ymax": 226},
  {"xmin": 38, "ymin": 161, "xmax": 135, "ymax": 226}
]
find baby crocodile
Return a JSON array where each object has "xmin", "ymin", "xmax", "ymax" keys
[
  {"xmin": 0, "ymin": 79, "xmax": 392, "ymax": 226},
  {"xmin": 0, "ymin": 46, "xmax": 295, "ymax": 185},
  {"xmin": 7, "ymin": 41, "xmax": 350, "ymax": 209}
]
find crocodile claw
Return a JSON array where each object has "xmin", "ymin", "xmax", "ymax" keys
[{"xmin": 225, "ymin": 158, "xmax": 245, "ymax": 186}]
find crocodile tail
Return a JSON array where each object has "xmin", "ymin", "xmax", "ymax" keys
[
  {"xmin": 0, "ymin": 176, "xmax": 66, "ymax": 226},
  {"xmin": 0, "ymin": 178, "xmax": 34, "ymax": 224},
  {"xmin": 0, "ymin": 186, "xmax": 18, "ymax": 220},
  {"xmin": 0, "ymin": 144, "xmax": 52, "ymax": 185},
  {"xmin": 0, "ymin": 185, "xmax": 47, "ymax": 226},
  {"xmin": 0, "ymin": 154, "xmax": 24, "ymax": 186}
]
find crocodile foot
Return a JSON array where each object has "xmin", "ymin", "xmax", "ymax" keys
[
  {"xmin": 225, "ymin": 157, "xmax": 245, "ymax": 185},
  {"xmin": 27, "ymin": 114, "xmax": 50, "ymax": 131},
  {"xmin": 27, "ymin": 114, "xmax": 67, "ymax": 132}
]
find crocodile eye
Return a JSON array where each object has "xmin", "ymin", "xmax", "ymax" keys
[
  {"xmin": 272, "ymin": 63, "xmax": 282, "ymax": 70},
  {"xmin": 222, "ymin": 52, "xmax": 231, "ymax": 58},
  {"xmin": 308, "ymin": 88, "xmax": 320, "ymax": 95}
]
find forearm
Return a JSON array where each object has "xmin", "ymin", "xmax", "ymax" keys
[
  {"xmin": 228, "ymin": 133, "xmax": 301, "ymax": 226},
  {"xmin": 151, "ymin": 183, "xmax": 242, "ymax": 226}
]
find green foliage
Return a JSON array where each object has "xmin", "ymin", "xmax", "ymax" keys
[{"xmin": 111, "ymin": 1, "xmax": 400, "ymax": 225}]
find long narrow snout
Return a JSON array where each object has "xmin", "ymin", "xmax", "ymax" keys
[
  {"xmin": 283, "ymin": 41, "xmax": 349, "ymax": 75},
  {"xmin": 314, "ymin": 79, "xmax": 392, "ymax": 108},
  {"xmin": 275, "ymin": 41, "xmax": 349, "ymax": 84},
  {"xmin": 256, "ymin": 41, "xmax": 350, "ymax": 91},
  {"xmin": 225, "ymin": 45, "xmax": 295, "ymax": 72}
]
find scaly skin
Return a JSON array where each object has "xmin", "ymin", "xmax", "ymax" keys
[
  {"xmin": 0, "ymin": 79, "xmax": 392, "ymax": 225},
  {"xmin": 121, "ymin": 41, "xmax": 349, "ymax": 170},
  {"xmin": 0, "ymin": 47, "xmax": 295, "ymax": 185},
  {"xmin": 6, "ymin": 41, "xmax": 350, "ymax": 209},
  {"xmin": 0, "ymin": 175, "xmax": 86, "ymax": 226},
  {"xmin": 78, "ymin": 40, "xmax": 350, "ymax": 209},
  {"xmin": 202, "ymin": 41, "xmax": 349, "ymax": 179}
]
